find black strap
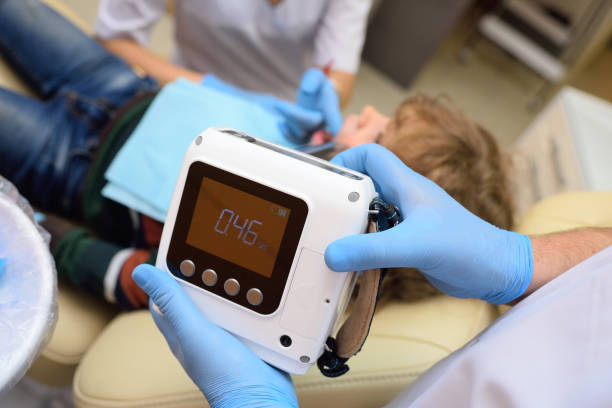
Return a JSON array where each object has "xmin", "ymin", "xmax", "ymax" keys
[
  {"xmin": 317, "ymin": 337, "xmax": 349, "ymax": 377},
  {"xmin": 369, "ymin": 197, "xmax": 401, "ymax": 231},
  {"xmin": 317, "ymin": 197, "xmax": 400, "ymax": 378}
]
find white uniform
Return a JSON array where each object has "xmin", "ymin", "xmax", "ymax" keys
[
  {"xmin": 95, "ymin": 0, "xmax": 371, "ymax": 100},
  {"xmin": 387, "ymin": 245, "xmax": 612, "ymax": 407}
]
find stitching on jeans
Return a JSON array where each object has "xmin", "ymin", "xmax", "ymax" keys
[{"xmin": 64, "ymin": 92, "xmax": 113, "ymax": 130}]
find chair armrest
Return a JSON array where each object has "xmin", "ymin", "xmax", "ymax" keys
[
  {"xmin": 515, "ymin": 191, "xmax": 612, "ymax": 235},
  {"xmin": 73, "ymin": 297, "xmax": 497, "ymax": 408}
]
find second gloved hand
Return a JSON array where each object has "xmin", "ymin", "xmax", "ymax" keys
[
  {"xmin": 201, "ymin": 73, "xmax": 323, "ymax": 144},
  {"xmin": 275, "ymin": 68, "xmax": 343, "ymax": 143},
  {"xmin": 133, "ymin": 265, "xmax": 298, "ymax": 408},
  {"xmin": 324, "ymin": 144, "xmax": 533, "ymax": 304}
]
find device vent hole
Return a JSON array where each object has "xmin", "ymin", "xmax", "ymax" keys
[{"xmin": 280, "ymin": 335, "xmax": 292, "ymax": 348}]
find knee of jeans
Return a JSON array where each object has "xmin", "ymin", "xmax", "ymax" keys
[
  {"xmin": 2, "ymin": 0, "xmax": 45, "ymax": 16},
  {"xmin": 94, "ymin": 63, "xmax": 159, "ymax": 102}
]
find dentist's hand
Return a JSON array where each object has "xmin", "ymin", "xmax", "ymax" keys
[
  {"xmin": 201, "ymin": 73, "xmax": 324, "ymax": 144},
  {"xmin": 275, "ymin": 68, "xmax": 343, "ymax": 143},
  {"xmin": 325, "ymin": 144, "xmax": 533, "ymax": 304},
  {"xmin": 132, "ymin": 265, "xmax": 298, "ymax": 408}
]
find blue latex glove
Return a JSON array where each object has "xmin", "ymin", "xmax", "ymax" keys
[
  {"xmin": 0, "ymin": 258, "xmax": 5, "ymax": 280},
  {"xmin": 201, "ymin": 73, "xmax": 322, "ymax": 143},
  {"xmin": 324, "ymin": 144, "xmax": 533, "ymax": 304},
  {"xmin": 132, "ymin": 265, "xmax": 298, "ymax": 408},
  {"xmin": 275, "ymin": 68, "xmax": 343, "ymax": 143}
]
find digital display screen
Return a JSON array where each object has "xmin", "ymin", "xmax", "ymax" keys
[{"xmin": 186, "ymin": 177, "xmax": 291, "ymax": 278}]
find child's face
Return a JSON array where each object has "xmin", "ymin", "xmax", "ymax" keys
[
  {"xmin": 336, "ymin": 104, "xmax": 432, "ymax": 149},
  {"xmin": 336, "ymin": 106, "xmax": 389, "ymax": 148}
]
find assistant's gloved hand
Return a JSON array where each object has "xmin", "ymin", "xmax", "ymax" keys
[
  {"xmin": 201, "ymin": 73, "xmax": 323, "ymax": 144},
  {"xmin": 275, "ymin": 68, "xmax": 342, "ymax": 143},
  {"xmin": 325, "ymin": 144, "xmax": 533, "ymax": 304},
  {"xmin": 132, "ymin": 265, "xmax": 298, "ymax": 408}
]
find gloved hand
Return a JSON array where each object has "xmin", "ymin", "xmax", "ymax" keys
[
  {"xmin": 201, "ymin": 73, "xmax": 323, "ymax": 144},
  {"xmin": 275, "ymin": 68, "xmax": 343, "ymax": 143},
  {"xmin": 0, "ymin": 258, "xmax": 5, "ymax": 280},
  {"xmin": 324, "ymin": 144, "xmax": 533, "ymax": 304},
  {"xmin": 132, "ymin": 265, "xmax": 298, "ymax": 408}
]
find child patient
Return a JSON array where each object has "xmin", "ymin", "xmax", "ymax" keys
[
  {"xmin": 0, "ymin": 1, "xmax": 511, "ymax": 309},
  {"xmin": 334, "ymin": 95, "xmax": 513, "ymax": 303},
  {"xmin": 43, "ymin": 94, "xmax": 513, "ymax": 309}
]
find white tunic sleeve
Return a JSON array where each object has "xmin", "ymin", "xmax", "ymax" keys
[
  {"xmin": 386, "ymin": 245, "xmax": 612, "ymax": 407},
  {"xmin": 94, "ymin": 0, "xmax": 167, "ymax": 46},
  {"xmin": 313, "ymin": 0, "xmax": 372, "ymax": 73}
]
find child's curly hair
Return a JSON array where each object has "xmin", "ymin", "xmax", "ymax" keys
[{"xmin": 377, "ymin": 94, "xmax": 514, "ymax": 303}]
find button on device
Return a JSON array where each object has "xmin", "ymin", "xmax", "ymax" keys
[
  {"xmin": 201, "ymin": 269, "xmax": 218, "ymax": 286},
  {"xmin": 246, "ymin": 288, "xmax": 263, "ymax": 306},
  {"xmin": 224, "ymin": 278, "xmax": 240, "ymax": 296},
  {"xmin": 179, "ymin": 260, "xmax": 195, "ymax": 277}
]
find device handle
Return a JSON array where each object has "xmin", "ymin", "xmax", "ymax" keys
[{"xmin": 317, "ymin": 199, "xmax": 400, "ymax": 377}]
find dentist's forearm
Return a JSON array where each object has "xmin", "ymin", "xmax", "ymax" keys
[
  {"xmin": 99, "ymin": 37, "xmax": 204, "ymax": 84},
  {"xmin": 328, "ymin": 69, "xmax": 355, "ymax": 109},
  {"xmin": 522, "ymin": 228, "xmax": 612, "ymax": 297}
]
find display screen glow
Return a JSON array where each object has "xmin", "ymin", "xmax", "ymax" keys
[{"xmin": 186, "ymin": 177, "xmax": 291, "ymax": 278}]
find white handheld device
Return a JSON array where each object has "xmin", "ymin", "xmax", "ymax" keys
[{"xmin": 156, "ymin": 127, "xmax": 376, "ymax": 374}]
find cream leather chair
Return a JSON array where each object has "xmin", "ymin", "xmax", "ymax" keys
[
  {"xmin": 0, "ymin": 0, "xmax": 118, "ymax": 387},
  {"xmin": 73, "ymin": 297, "xmax": 496, "ymax": 408},
  {"xmin": 73, "ymin": 190, "xmax": 612, "ymax": 407}
]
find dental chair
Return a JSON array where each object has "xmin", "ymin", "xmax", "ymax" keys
[{"xmin": 70, "ymin": 190, "xmax": 612, "ymax": 408}]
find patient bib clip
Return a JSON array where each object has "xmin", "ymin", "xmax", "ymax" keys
[{"xmin": 317, "ymin": 197, "xmax": 401, "ymax": 377}]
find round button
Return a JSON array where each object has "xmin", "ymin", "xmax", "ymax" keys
[
  {"xmin": 179, "ymin": 260, "xmax": 195, "ymax": 277},
  {"xmin": 201, "ymin": 269, "xmax": 218, "ymax": 287},
  {"xmin": 246, "ymin": 288, "xmax": 263, "ymax": 306},
  {"xmin": 224, "ymin": 278, "xmax": 240, "ymax": 296}
]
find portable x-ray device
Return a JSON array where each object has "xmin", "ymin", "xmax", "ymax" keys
[{"xmin": 156, "ymin": 127, "xmax": 380, "ymax": 374}]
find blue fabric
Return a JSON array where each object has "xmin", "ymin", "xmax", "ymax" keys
[
  {"xmin": 103, "ymin": 183, "xmax": 166, "ymax": 222},
  {"xmin": 201, "ymin": 73, "xmax": 279, "ymax": 110},
  {"xmin": 104, "ymin": 78, "xmax": 300, "ymax": 221},
  {"xmin": 202, "ymin": 72, "xmax": 338, "ymax": 144},
  {"xmin": 0, "ymin": 0, "xmax": 157, "ymax": 215}
]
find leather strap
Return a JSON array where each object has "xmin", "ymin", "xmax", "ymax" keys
[
  {"xmin": 336, "ymin": 221, "xmax": 381, "ymax": 358},
  {"xmin": 317, "ymin": 198, "xmax": 399, "ymax": 377}
]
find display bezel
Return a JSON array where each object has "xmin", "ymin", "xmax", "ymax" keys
[{"xmin": 167, "ymin": 161, "xmax": 308, "ymax": 315}]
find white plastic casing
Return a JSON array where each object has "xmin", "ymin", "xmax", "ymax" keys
[{"xmin": 156, "ymin": 127, "xmax": 376, "ymax": 374}]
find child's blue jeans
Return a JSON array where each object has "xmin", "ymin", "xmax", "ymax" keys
[{"xmin": 0, "ymin": 0, "xmax": 158, "ymax": 215}]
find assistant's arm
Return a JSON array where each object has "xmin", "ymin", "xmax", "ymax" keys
[
  {"xmin": 523, "ymin": 228, "xmax": 612, "ymax": 296},
  {"xmin": 314, "ymin": 0, "xmax": 372, "ymax": 108},
  {"xmin": 100, "ymin": 38, "xmax": 204, "ymax": 84},
  {"xmin": 95, "ymin": 0, "xmax": 202, "ymax": 83},
  {"xmin": 327, "ymin": 70, "xmax": 355, "ymax": 109}
]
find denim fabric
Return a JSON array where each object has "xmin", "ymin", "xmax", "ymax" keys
[{"xmin": 0, "ymin": 0, "xmax": 158, "ymax": 215}]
